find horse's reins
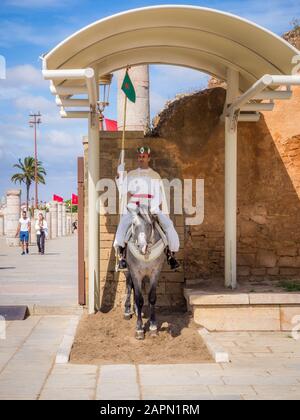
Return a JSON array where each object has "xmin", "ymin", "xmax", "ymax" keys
[{"xmin": 132, "ymin": 208, "xmax": 155, "ymax": 255}]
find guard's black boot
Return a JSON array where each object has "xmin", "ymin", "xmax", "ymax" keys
[
  {"xmin": 117, "ymin": 246, "xmax": 128, "ymax": 272},
  {"xmin": 166, "ymin": 248, "xmax": 180, "ymax": 270}
]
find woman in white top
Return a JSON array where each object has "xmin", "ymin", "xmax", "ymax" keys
[{"xmin": 35, "ymin": 213, "xmax": 48, "ymax": 255}]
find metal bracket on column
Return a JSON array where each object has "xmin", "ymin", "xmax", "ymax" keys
[
  {"xmin": 89, "ymin": 105, "xmax": 99, "ymax": 128},
  {"xmin": 229, "ymin": 108, "xmax": 240, "ymax": 132}
]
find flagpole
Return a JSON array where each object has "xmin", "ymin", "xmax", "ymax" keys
[
  {"xmin": 116, "ymin": 84, "xmax": 128, "ymax": 271},
  {"xmin": 71, "ymin": 198, "xmax": 73, "ymax": 234},
  {"xmin": 121, "ymin": 94, "xmax": 128, "ymax": 165}
]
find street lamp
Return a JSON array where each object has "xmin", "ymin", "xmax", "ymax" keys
[
  {"xmin": 98, "ymin": 73, "xmax": 113, "ymax": 130},
  {"xmin": 29, "ymin": 112, "xmax": 42, "ymax": 209}
]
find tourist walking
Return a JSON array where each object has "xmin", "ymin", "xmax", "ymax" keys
[
  {"xmin": 72, "ymin": 220, "xmax": 77, "ymax": 233},
  {"xmin": 35, "ymin": 213, "xmax": 48, "ymax": 255},
  {"xmin": 15, "ymin": 210, "xmax": 31, "ymax": 255}
]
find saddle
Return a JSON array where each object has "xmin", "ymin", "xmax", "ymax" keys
[{"xmin": 125, "ymin": 220, "xmax": 168, "ymax": 263}]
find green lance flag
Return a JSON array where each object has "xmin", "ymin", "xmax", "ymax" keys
[{"xmin": 121, "ymin": 70, "xmax": 136, "ymax": 103}]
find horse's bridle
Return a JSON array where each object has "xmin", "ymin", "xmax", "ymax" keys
[{"xmin": 132, "ymin": 210, "xmax": 155, "ymax": 255}]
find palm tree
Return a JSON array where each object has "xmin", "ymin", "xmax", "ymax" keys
[{"xmin": 11, "ymin": 157, "xmax": 46, "ymax": 210}]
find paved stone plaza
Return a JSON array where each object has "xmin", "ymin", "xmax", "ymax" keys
[
  {"xmin": 0, "ymin": 316, "xmax": 300, "ymax": 400},
  {"xmin": 0, "ymin": 236, "xmax": 78, "ymax": 308},
  {"xmin": 1, "ymin": 236, "xmax": 300, "ymax": 400}
]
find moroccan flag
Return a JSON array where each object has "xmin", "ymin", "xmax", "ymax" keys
[
  {"xmin": 72, "ymin": 194, "xmax": 78, "ymax": 205},
  {"xmin": 121, "ymin": 70, "xmax": 136, "ymax": 103},
  {"xmin": 53, "ymin": 194, "xmax": 63, "ymax": 203},
  {"xmin": 105, "ymin": 118, "xmax": 118, "ymax": 131}
]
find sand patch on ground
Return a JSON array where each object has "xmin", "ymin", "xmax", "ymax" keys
[{"xmin": 70, "ymin": 308, "xmax": 212, "ymax": 365}]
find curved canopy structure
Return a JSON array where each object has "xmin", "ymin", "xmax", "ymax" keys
[
  {"xmin": 43, "ymin": 5, "xmax": 299, "ymax": 92},
  {"xmin": 42, "ymin": 5, "xmax": 300, "ymax": 312}
]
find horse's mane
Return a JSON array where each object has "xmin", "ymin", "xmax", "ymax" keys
[{"xmin": 136, "ymin": 205, "xmax": 153, "ymax": 225}]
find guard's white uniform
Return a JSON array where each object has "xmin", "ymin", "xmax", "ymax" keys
[{"xmin": 114, "ymin": 167, "xmax": 180, "ymax": 252}]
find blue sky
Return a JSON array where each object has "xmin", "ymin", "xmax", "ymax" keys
[{"xmin": 0, "ymin": 0, "xmax": 299, "ymax": 204}]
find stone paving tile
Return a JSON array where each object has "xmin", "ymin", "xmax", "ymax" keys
[
  {"xmin": 0, "ymin": 315, "xmax": 72, "ymax": 400},
  {"xmin": 0, "ymin": 236, "xmax": 78, "ymax": 307},
  {"xmin": 243, "ymin": 395, "xmax": 299, "ymax": 400},
  {"xmin": 140, "ymin": 363, "xmax": 223, "ymax": 375},
  {"xmin": 0, "ymin": 317, "xmax": 41, "ymax": 373},
  {"xmin": 222, "ymin": 374, "xmax": 300, "ymax": 386},
  {"xmin": 2, "ymin": 322, "xmax": 300, "ymax": 400},
  {"xmin": 42, "ymin": 365, "xmax": 97, "ymax": 389},
  {"xmin": 47, "ymin": 364, "xmax": 97, "ymax": 375},
  {"xmin": 139, "ymin": 365, "xmax": 224, "ymax": 386},
  {"xmin": 98, "ymin": 384, "xmax": 140, "ymax": 400},
  {"xmin": 99, "ymin": 364, "xmax": 137, "ymax": 381},
  {"xmin": 0, "ymin": 317, "xmax": 41, "ymax": 345},
  {"xmin": 208, "ymin": 385, "xmax": 257, "ymax": 397},
  {"xmin": 252, "ymin": 385, "xmax": 300, "ymax": 400},
  {"xmin": 144, "ymin": 394, "xmax": 242, "ymax": 400},
  {"xmin": 96, "ymin": 365, "xmax": 140, "ymax": 400},
  {"xmin": 39, "ymin": 364, "xmax": 98, "ymax": 400},
  {"xmin": 230, "ymin": 347, "xmax": 272, "ymax": 354},
  {"xmin": 40, "ymin": 388, "xmax": 95, "ymax": 400},
  {"xmin": 252, "ymin": 353, "xmax": 300, "ymax": 360},
  {"xmin": 217, "ymin": 368, "xmax": 270, "ymax": 376},
  {"xmin": 142, "ymin": 384, "xmax": 212, "ymax": 399}
]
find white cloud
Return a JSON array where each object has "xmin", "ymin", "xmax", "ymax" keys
[
  {"xmin": 214, "ymin": 0, "xmax": 300, "ymax": 34},
  {"xmin": 0, "ymin": 138, "xmax": 4, "ymax": 159},
  {"xmin": 0, "ymin": 21, "xmax": 51, "ymax": 47},
  {"xmin": 0, "ymin": 65, "xmax": 49, "ymax": 100},
  {"xmin": 0, "ymin": 20, "xmax": 75, "ymax": 48},
  {"xmin": 8, "ymin": 65, "xmax": 46, "ymax": 89},
  {"xmin": 14, "ymin": 94, "xmax": 55, "ymax": 114},
  {"xmin": 151, "ymin": 65, "xmax": 209, "ymax": 91},
  {"xmin": 151, "ymin": 92, "xmax": 168, "ymax": 118},
  {"xmin": 150, "ymin": 65, "xmax": 210, "ymax": 117},
  {"xmin": 46, "ymin": 130, "xmax": 76, "ymax": 147},
  {"xmin": 0, "ymin": 87, "xmax": 20, "ymax": 100}
]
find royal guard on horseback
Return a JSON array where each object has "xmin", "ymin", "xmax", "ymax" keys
[{"xmin": 114, "ymin": 146, "xmax": 180, "ymax": 272}]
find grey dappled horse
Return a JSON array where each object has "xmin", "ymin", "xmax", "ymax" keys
[{"xmin": 124, "ymin": 205, "xmax": 166, "ymax": 340}]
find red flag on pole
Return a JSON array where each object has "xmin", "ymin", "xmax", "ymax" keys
[
  {"xmin": 72, "ymin": 194, "xmax": 78, "ymax": 205},
  {"xmin": 105, "ymin": 118, "xmax": 118, "ymax": 131},
  {"xmin": 53, "ymin": 194, "xmax": 63, "ymax": 203}
]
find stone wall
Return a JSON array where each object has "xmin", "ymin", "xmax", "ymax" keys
[
  {"xmin": 84, "ymin": 132, "xmax": 185, "ymax": 310},
  {"xmin": 152, "ymin": 86, "xmax": 300, "ymax": 284},
  {"xmin": 83, "ymin": 85, "xmax": 300, "ymax": 309},
  {"xmin": 283, "ymin": 26, "xmax": 300, "ymax": 49}
]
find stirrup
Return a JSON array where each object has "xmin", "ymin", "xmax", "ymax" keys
[
  {"xmin": 169, "ymin": 257, "xmax": 180, "ymax": 270},
  {"xmin": 166, "ymin": 247, "xmax": 180, "ymax": 271},
  {"xmin": 115, "ymin": 259, "xmax": 128, "ymax": 273}
]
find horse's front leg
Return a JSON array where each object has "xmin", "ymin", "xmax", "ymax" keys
[
  {"xmin": 134, "ymin": 284, "xmax": 145, "ymax": 340},
  {"xmin": 124, "ymin": 273, "xmax": 134, "ymax": 320},
  {"xmin": 149, "ymin": 278, "xmax": 158, "ymax": 336}
]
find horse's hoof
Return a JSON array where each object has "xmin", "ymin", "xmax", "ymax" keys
[
  {"xmin": 149, "ymin": 326, "xmax": 158, "ymax": 337},
  {"xmin": 135, "ymin": 330, "xmax": 145, "ymax": 340},
  {"xmin": 124, "ymin": 313, "xmax": 132, "ymax": 321}
]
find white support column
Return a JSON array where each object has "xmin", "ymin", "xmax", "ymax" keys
[
  {"xmin": 5, "ymin": 190, "xmax": 21, "ymax": 247},
  {"xmin": 57, "ymin": 202, "xmax": 62, "ymax": 237},
  {"xmin": 0, "ymin": 215, "xmax": 4, "ymax": 237},
  {"xmin": 224, "ymin": 68, "xmax": 239, "ymax": 289},
  {"xmin": 117, "ymin": 65, "xmax": 150, "ymax": 132},
  {"xmin": 46, "ymin": 211, "xmax": 51, "ymax": 239},
  {"xmin": 88, "ymin": 111, "xmax": 100, "ymax": 314},
  {"xmin": 62, "ymin": 203, "xmax": 66, "ymax": 236},
  {"xmin": 50, "ymin": 201, "xmax": 58, "ymax": 239}
]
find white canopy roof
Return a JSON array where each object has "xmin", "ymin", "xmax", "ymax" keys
[{"xmin": 43, "ymin": 5, "xmax": 299, "ymax": 92}]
